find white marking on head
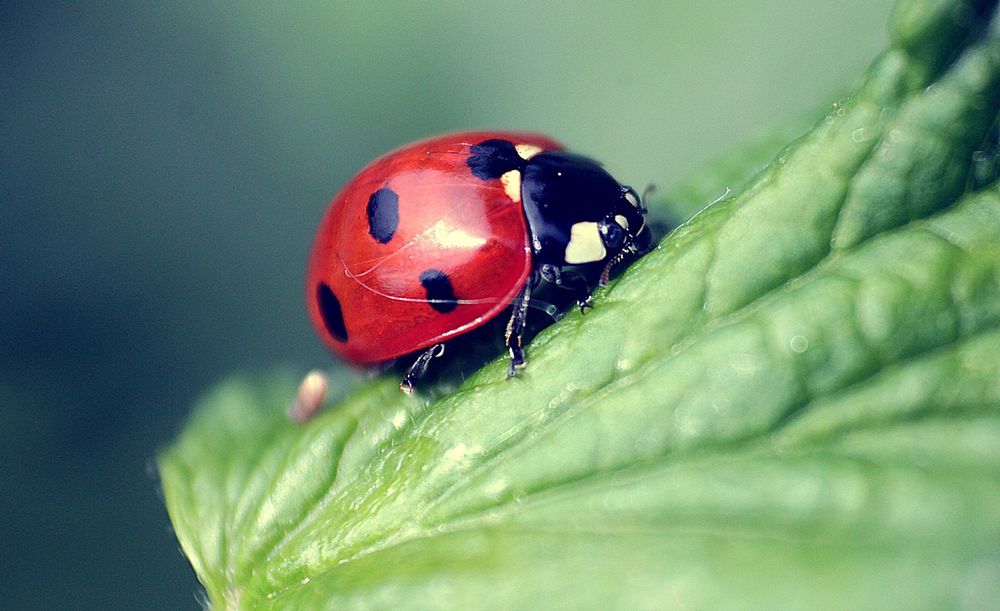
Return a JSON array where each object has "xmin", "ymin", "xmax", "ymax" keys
[
  {"xmin": 500, "ymin": 169, "xmax": 521, "ymax": 202},
  {"xmin": 624, "ymin": 190, "xmax": 640, "ymax": 208},
  {"xmin": 515, "ymin": 144, "xmax": 542, "ymax": 160},
  {"xmin": 564, "ymin": 221, "xmax": 607, "ymax": 264},
  {"xmin": 614, "ymin": 214, "xmax": 629, "ymax": 230}
]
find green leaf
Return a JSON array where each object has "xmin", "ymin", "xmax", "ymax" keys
[{"xmin": 159, "ymin": 1, "xmax": 1000, "ymax": 608}]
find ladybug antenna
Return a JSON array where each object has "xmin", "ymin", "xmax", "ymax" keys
[
  {"xmin": 640, "ymin": 184, "xmax": 655, "ymax": 214},
  {"xmin": 466, "ymin": 139, "xmax": 527, "ymax": 180}
]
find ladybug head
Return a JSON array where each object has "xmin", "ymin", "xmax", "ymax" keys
[
  {"xmin": 595, "ymin": 186, "xmax": 650, "ymax": 284},
  {"xmin": 593, "ymin": 187, "xmax": 645, "ymax": 254}
]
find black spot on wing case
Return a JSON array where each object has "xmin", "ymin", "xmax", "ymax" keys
[
  {"xmin": 317, "ymin": 282, "xmax": 348, "ymax": 342},
  {"xmin": 419, "ymin": 268, "xmax": 458, "ymax": 313},
  {"xmin": 366, "ymin": 187, "xmax": 400, "ymax": 244},
  {"xmin": 466, "ymin": 139, "xmax": 524, "ymax": 180}
]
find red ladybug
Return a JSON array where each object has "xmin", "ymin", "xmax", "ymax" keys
[{"xmin": 306, "ymin": 131, "xmax": 649, "ymax": 393}]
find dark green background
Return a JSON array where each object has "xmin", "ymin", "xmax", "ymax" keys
[{"xmin": 2, "ymin": 2, "xmax": 892, "ymax": 608}]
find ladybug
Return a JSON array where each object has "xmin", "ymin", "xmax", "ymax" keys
[{"xmin": 306, "ymin": 131, "xmax": 650, "ymax": 393}]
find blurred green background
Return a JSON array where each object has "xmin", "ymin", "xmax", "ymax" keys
[{"xmin": 2, "ymin": 1, "xmax": 893, "ymax": 608}]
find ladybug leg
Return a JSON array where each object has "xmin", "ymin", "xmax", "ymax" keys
[
  {"xmin": 541, "ymin": 264, "xmax": 593, "ymax": 314},
  {"xmin": 539, "ymin": 263, "xmax": 561, "ymax": 285},
  {"xmin": 565, "ymin": 275, "xmax": 595, "ymax": 314},
  {"xmin": 400, "ymin": 343, "xmax": 445, "ymax": 394},
  {"xmin": 505, "ymin": 283, "xmax": 532, "ymax": 377}
]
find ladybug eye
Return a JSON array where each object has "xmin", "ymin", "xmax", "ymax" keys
[{"xmin": 600, "ymin": 219, "xmax": 627, "ymax": 250}]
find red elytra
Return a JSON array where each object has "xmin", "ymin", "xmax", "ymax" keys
[{"xmin": 306, "ymin": 131, "xmax": 563, "ymax": 365}]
